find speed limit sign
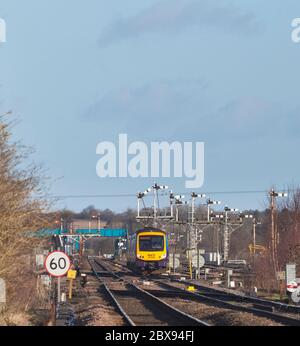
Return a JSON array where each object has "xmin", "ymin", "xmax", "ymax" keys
[{"xmin": 44, "ymin": 251, "xmax": 71, "ymax": 277}]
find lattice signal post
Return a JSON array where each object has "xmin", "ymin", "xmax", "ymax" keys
[{"xmin": 136, "ymin": 183, "xmax": 174, "ymax": 228}]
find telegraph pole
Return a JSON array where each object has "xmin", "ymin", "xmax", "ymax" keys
[
  {"xmin": 270, "ymin": 190, "xmax": 276, "ymax": 274},
  {"xmin": 253, "ymin": 219, "xmax": 257, "ymax": 251},
  {"xmin": 269, "ymin": 189, "xmax": 287, "ymax": 277}
]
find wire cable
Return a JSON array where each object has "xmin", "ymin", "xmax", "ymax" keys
[{"xmin": 33, "ymin": 188, "xmax": 293, "ymax": 200}]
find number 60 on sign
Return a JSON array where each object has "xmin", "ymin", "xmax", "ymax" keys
[{"xmin": 44, "ymin": 251, "xmax": 71, "ymax": 277}]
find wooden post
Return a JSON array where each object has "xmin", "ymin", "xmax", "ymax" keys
[
  {"xmin": 50, "ymin": 299, "xmax": 56, "ymax": 326},
  {"xmin": 68, "ymin": 279, "xmax": 73, "ymax": 300}
]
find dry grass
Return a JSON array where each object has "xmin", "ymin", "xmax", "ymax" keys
[{"xmin": 0, "ymin": 310, "xmax": 31, "ymax": 326}]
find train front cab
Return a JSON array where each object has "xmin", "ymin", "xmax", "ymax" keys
[{"xmin": 135, "ymin": 230, "xmax": 168, "ymax": 271}]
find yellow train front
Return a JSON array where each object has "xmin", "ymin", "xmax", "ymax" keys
[{"xmin": 127, "ymin": 228, "xmax": 168, "ymax": 272}]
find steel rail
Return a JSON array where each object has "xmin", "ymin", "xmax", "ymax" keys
[
  {"xmin": 88, "ymin": 257, "xmax": 135, "ymax": 326},
  {"xmin": 154, "ymin": 280, "xmax": 300, "ymax": 326},
  {"xmin": 172, "ymin": 278, "xmax": 300, "ymax": 315},
  {"xmin": 89, "ymin": 258, "xmax": 300, "ymax": 325},
  {"xmin": 128, "ymin": 281, "xmax": 211, "ymax": 326},
  {"xmin": 89, "ymin": 257, "xmax": 211, "ymax": 326}
]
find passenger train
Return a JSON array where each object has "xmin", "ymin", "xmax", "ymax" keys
[{"xmin": 127, "ymin": 227, "xmax": 168, "ymax": 272}]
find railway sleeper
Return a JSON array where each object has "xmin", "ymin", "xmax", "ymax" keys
[
  {"xmin": 156, "ymin": 281, "xmax": 300, "ymax": 326},
  {"xmin": 252, "ymin": 303, "xmax": 275, "ymax": 312}
]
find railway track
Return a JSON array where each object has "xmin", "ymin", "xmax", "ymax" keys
[
  {"xmin": 92, "ymin": 258, "xmax": 300, "ymax": 326},
  {"xmin": 150, "ymin": 279, "xmax": 300, "ymax": 326},
  {"xmin": 88, "ymin": 257, "xmax": 210, "ymax": 326},
  {"xmin": 171, "ymin": 278, "xmax": 300, "ymax": 315}
]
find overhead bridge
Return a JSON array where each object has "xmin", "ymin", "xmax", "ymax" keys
[{"xmin": 35, "ymin": 228, "xmax": 127, "ymax": 237}]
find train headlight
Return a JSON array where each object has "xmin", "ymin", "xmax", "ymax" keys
[{"xmin": 161, "ymin": 253, "xmax": 167, "ymax": 259}]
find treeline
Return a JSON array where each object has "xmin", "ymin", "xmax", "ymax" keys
[{"xmin": 51, "ymin": 206, "xmax": 139, "ymax": 232}]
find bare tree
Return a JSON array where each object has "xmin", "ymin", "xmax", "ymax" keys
[
  {"xmin": 277, "ymin": 188, "xmax": 300, "ymax": 274},
  {"xmin": 0, "ymin": 116, "xmax": 50, "ymax": 280}
]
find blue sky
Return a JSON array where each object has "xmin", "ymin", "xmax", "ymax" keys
[{"xmin": 0, "ymin": 1, "xmax": 300, "ymax": 212}]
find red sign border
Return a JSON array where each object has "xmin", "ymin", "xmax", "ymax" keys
[{"xmin": 44, "ymin": 251, "xmax": 71, "ymax": 278}]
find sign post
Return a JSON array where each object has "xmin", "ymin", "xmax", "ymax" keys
[
  {"xmin": 57, "ymin": 277, "xmax": 61, "ymax": 303},
  {"xmin": 44, "ymin": 251, "xmax": 71, "ymax": 303},
  {"xmin": 286, "ymin": 263, "xmax": 296, "ymax": 286},
  {"xmin": 68, "ymin": 279, "xmax": 73, "ymax": 300},
  {"xmin": 67, "ymin": 270, "xmax": 77, "ymax": 300}
]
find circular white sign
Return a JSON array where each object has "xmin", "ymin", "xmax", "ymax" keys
[
  {"xmin": 287, "ymin": 281, "xmax": 298, "ymax": 293},
  {"xmin": 192, "ymin": 255, "xmax": 205, "ymax": 268},
  {"xmin": 44, "ymin": 251, "xmax": 71, "ymax": 277},
  {"xmin": 169, "ymin": 258, "xmax": 180, "ymax": 269},
  {"xmin": 291, "ymin": 287, "xmax": 300, "ymax": 304}
]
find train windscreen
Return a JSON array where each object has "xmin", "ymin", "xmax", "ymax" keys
[{"xmin": 139, "ymin": 236, "xmax": 164, "ymax": 251}]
